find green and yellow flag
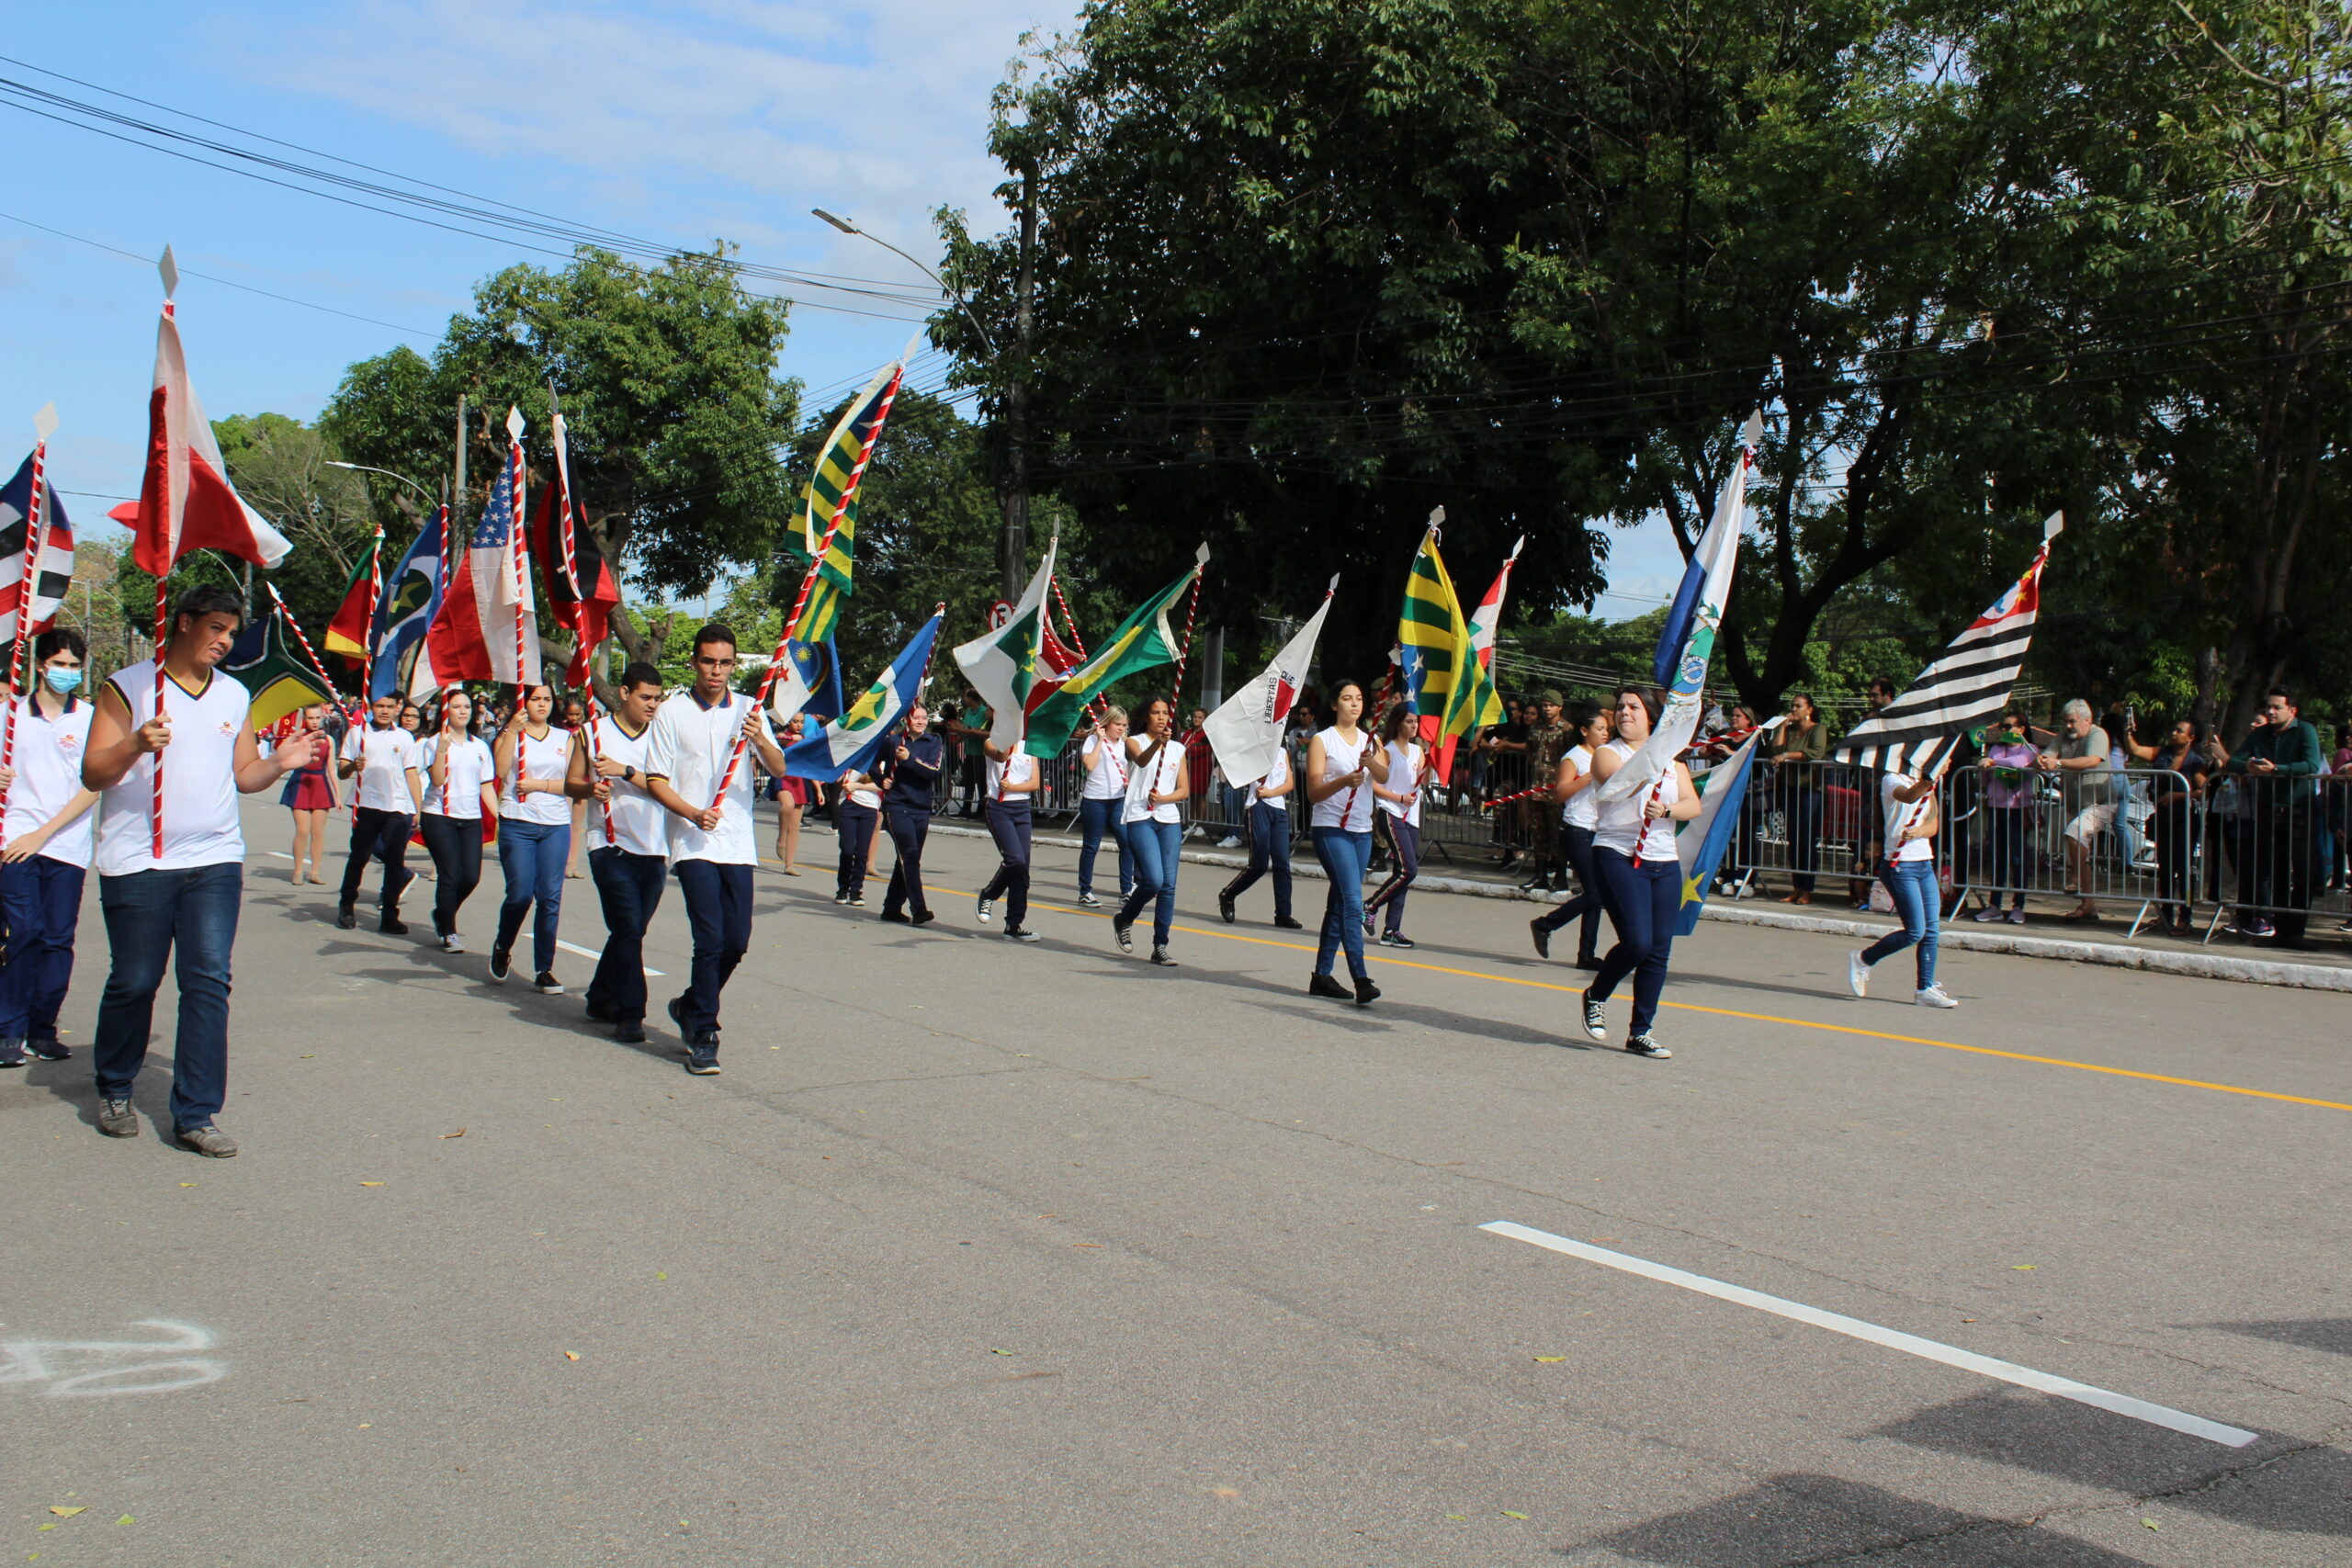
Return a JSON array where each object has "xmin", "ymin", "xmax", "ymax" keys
[
  {"xmin": 222, "ymin": 603, "xmax": 337, "ymax": 732},
  {"xmin": 790, "ymin": 360, "xmax": 902, "ymax": 645},
  {"xmin": 1019, "ymin": 546, "xmax": 1207, "ymax": 758},
  {"xmin": 1397, "ymin": 512, "xmax": 1502, "ymax": 740}
]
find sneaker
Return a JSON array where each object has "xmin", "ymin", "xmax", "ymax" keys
[
  {"xmin": 850, "ymin": 897, "xmax": 866, "ymax": 908},
  {"xmin": 1113, "ymin": 920, "xmax": 1135, "ymax": 954},
  {"xmin": 489, "ymin": 948, "xmax": 513, "ymax": 984},
  {"xmin": 2006, "ymin": 908, "xmax": 2026, "ymax": 925},
  {"xmin": 1379, "ymin": 931, "xmax": 1416, "ymax": 949},
  {"xmin": 0, "ymin": 1037, "xmax": 22, "ymax": 1069},
  {"xmin": 1149, "ymin": 945, "xmax": 1178, "ymax": 966},
  {"xmin": 1530, "ymin": 919, "xmax": 1551, "ymax": 959},
  {"xmin": 1848, "ymin": 951, "xmax": 1870, "ymax": 998},
  {"xmin": 1362, "ymin": 913, "xmax": 1375, "ymax": 939},
  {"xmin": 1218, "ymin": 891, "xmax": 1238, "ymax": 924},
  {"xmin": 177, "ymin": 1122, "xmax": 239, "ymax": 1157},
  {"xmin": 26, "ymin": 1036, "xmax": 68, "ymax": 1062},
  {"xmin": 1916, "ymin": 985, "xmax": 1959, "ymax": 1009},
  {"xmin": 1076, "ymin": 892, "xmax": 1101, "ymax": 908},
  {"xmin": 832, "ymin": 892, "xmax": 850, "ymax": 906},
  {"xmin": 614, "ymin": 1021, "xmax": 647, "ymax": 1044},
  {"xmin": 1624, "ymin": 1034, "xmax": 1672, "ymax": 1060},
  {"xmin": 1005, "ymin": 927, "xmax": 1041, "ymax": 943},
  {"xmin": 685, "ymin": 1045, "xmax": 722, "ymax": 1076},
  {"xmin": 1973, "ymin": 906, "xmax": 2006, "ymax": 922},
  {"xmin": 1307, "ymin": 972, "xmax": 1351, "ymax": 1000},
  {"xmin": 379, "ymin": 916, "xmax": 410, "ymax": 936},
  {"xmin": 535, "ymin": 972, "xmax": 566, "ymax": 996},
  {"xmin": 1216, "ymin": 836, "xmax": 1242, "ymax": 849},
  {"xmin": 1582, "ymin": 995, "xmax": 1607, "ymax": 1040},
  {"xmin": 667, "ymin": 997, "xmax": 689, "ymax": 1037},
  {"xmin": 2244, "ymin": 918, "xmax": 2276, "ymax": 939},
  {"xmin": 441, "ymin": 931, "xmax": 466, "ymax": 953},
  {"xmin": 1273, "ymin": 915, "xmax": 1304, "ymax": 930},
  {"xmin": 1352, "ymin": 974, "xmax": 1380, "ymax": 1007},
  {"xmin": 96, "ymin": 1098, "xmax": 140, "ymax": 1137},
  {"xmin": 911, "ymin": 910, "xmax": 936, "ymax": 927},
  {"xmin": 976, "ymin": 898, "xmax": 994, "ymax": 924},
  {"xmin": 878, "ymin": 909, "xmax": 911, "ymax": 924},
  {"xmin": 336, "ymin": 902, "xmax": 357, "ymax": 930}
]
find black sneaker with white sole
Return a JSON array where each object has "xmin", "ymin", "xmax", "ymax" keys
[
  {"xmin": 1581, "ymin": 995, "xmax": 1607, "ymax": 1040},
  {"xmin": 1005, "ymin": 927, "xmax": 1040, "ymax": 943},
  {"xmin": 1113, "ymin": 920, "xmax": 1135, "ymax": 954},
  {"xmin": 535, "ymin": 972, "xmax": 565, "ymax": 996},
  {"xmin": 27, "ymin": 1036, "xmax": 69, "ymax": 1061},
  {"xmin": 1624, "ymin": 1034, "xmax": 1672, "ymax": 1060},
  {"xmin": 976, "ymin": 898, "xmax": 993, "ymax": 923},
  {"xmin": 685, "ymin": 1044, "xmax": 722, "ymax": 1076},
  {"xmin": 488, "ymin": 948, "xmax": 512, "ymax": 984},
  {"xmin": 1149, "ymin": 945, "xmax": 1177, "ymax": 966}
]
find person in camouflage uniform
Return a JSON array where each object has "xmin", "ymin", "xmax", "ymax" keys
[{"xmin": 1521, "ymin": 690, "xmax": 1572, "ymax": 891}]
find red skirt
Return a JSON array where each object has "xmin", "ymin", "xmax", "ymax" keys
[
  {"xmin": 287, "ymin": 773, "xmax": 334, "ymax": 811},
  {"xmin": 778, "ymin": 776, "xmax": 810, "ymax": 807}
]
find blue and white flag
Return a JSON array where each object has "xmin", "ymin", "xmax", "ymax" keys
[
  {"xmin": 1672, "ymin": 724, "xmax": 1770, "ymax": 935},
  {"xmin": 784, "ymin": 610, "xmax": 944, "ymax": 780},
  {"xmin": 374, "ymin": 504, "xmax": 446, "ymax": 699}
]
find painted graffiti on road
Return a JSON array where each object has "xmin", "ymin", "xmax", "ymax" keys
[{"xmin": 0, "ymin": 1321, "xmax": 226, "ymax": 1398}]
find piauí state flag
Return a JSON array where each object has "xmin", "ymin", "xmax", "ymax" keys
[
  {"xmin": 1671, "ymin": 725, "xmax": 1770, "ymax": 935},
  {"xmin": 1598, "ymin": 412, "xmax": 1762, "ymax": 805},
  {"xmin": 784, "ymin": 609, "xmax": 944, "ymax": 781},
  {"xmin": 792, "ymin": 359, "xmax": 904, "ymax": 646},
  {"xmin": 1019, "ymin": 547, "xmax": 1204, "ymax": 760},
  {"xmin": 952, "ymin": 536, "xmax": 1058, "ymax": 753},
  {"xmin": 1397, "ymin": 517, "xmax": 1501, "ymax": 743},
  {"xmin": 222, "ymin": 605, "xmax": 336, "ymax": 732},
  {"xmin": 375, "ymin": 506, "xmax": 447, "ymax": 700}
]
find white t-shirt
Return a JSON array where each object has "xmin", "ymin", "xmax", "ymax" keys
[
  {"xmin": 1122, "ymin": 736, "xmax": 1182, "ymax": 826},
  {"xmin": 95, "ymin": 660, "xmax": 251, "ymax": 875},
  {"xmin": 341, "ymin": 723, "xmax": 422, "ymax": 815},
  {"xmin": 1883, "ymin": 773, "xmax": 1934, "ymax": 863},
  {"xmin": 1080, "ymin": 733, "xmax": 1128, "ymax": 800},
  {"xmin": 1376, "ymin": 739, "xmax": 1423, "ymax": 826},
  {"xmin": 987, "ymin": 749, "xmax": 1037, "ymax": 806},
  {"xmin": 644, "ymin": 690, "xmax": 770, "ymax": 865},
  {"xmin": 502, "ymin": 727, "xmax": 574, "ymax": 828},
  {"xmin": 421, "ymin": 735, "xmax": 495, "ymax": 820},
  {"xmin": 1563, "ymin": 744, "xmax": 1599, "ymax": 831},
  {"xmin": 1308, "ymin": 728, "xmax": 1374, "ymax": 833},
  {"xmin": 841, "ymin": 775, "xmax": 881, "ymax": 811},
  {"xmin": 1254, "ymin": 749, "xmax": 1292, "ymax": 813},
  {"xmin": 586, "ymin": 715, "xmax": 667, "ymax": 858},
  {"xmin": 2, "ymin": 695, "xmax": 96, "ymax": 868},
  {"xmin": 1592, "ymin": 739, "xmax": 1679, "ymax": 862}
]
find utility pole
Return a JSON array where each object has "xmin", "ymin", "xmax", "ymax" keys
[
  {"xmin": 1000, "ymin": 164, "xmax": 1035, "ymax": 604},
  {"xmin": 452, "ymin": 394, "xmax": 468, "ymax": 513}
]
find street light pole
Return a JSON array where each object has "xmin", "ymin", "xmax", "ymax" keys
[{"xmin": 324, "ymin": 460, "xmax": 440, "ymax": 514}]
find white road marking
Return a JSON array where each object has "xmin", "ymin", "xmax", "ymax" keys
[
  {"xmin": 1481, "ymin": 1221, "xmax": 2257, "ymax": 1449},
  {"xmin": 266, "ymin": 852, "xmax": 293, "ymax": 859},
  {"xmin": 553, "ymin": 938, "xmax": 662, "ymax": 977}
]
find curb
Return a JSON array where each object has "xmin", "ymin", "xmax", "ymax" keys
[{"xmin": 921, "ymin": 820, "xmax": 2352, "ymax": 994}]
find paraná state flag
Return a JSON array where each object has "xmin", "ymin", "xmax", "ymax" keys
[
  {"xmin": 784, "ymin": 609, "xmax": 944, "ymax": 781},
  {"xmin": 322, "ymin": 530, "xmax": 380, "ymax": 663},
  {"xmin": 0, "ymin": 452, "xmax": 74, "ymax": 644},
  {"xmin": 530, "ymin": 405, "xmax": 619, "ymax": 687},
  {"xmin": 222, "ymin": 604, "xmax": 336, "ymax": 732},
  {"xmin": 1397, "ymin": 519, "xmax": 1501, "ymax": 743},
  {"xmin": 952, "ymin": 536, "xmax": 1058, "ymax": 753},
  {"xmin": 1018, "ymin": 548, "xmax": 1204, "ymax": 760},
  {"xmin": 1204, "ymin": 579, "xmax": 1333, "ymax": 788}
]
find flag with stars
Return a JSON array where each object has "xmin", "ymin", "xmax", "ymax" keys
[
  {"xmin": 783, "ymin": 608, "xmax": 943, "ymax": 780},
  {"xmin": 1671, "ymin": 725, "xmax": 1770, "ymax": 934}
]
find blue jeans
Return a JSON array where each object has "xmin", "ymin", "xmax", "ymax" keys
[
  {"xmin": 1310, "ymin": 826, "xmax": 1373, "ymax": 977},
  {"xmin": 0, "ymin": 854, "xmax": 85, "ymax": 1042},
  {"xmin": 1220, "ymin": 803, "xmax": 1293, "ymax": 919},
  {"xmin": 1589, "ymin": 848, "xmax": 1679, "ymax": 1035},
  {"xmin": 495, "ymin": 819, "xmax": 570, "ymax": 976},
  {"xmin": 1864, "ymin": 857, "xmax": 1940, "ymax": 988},
  {"xmin": 1365, "ymin": 816, "xmax": 1419, "ymax": 935},
  {"xmin": 673, "ymin": 860, "xmax": 752, "ymax": 1040},
  {"xmin": 1118, "ymin": 818, "xmax": 1182, "ymax": 946},
  {"xmin": 92, "ymin": 862, "xmax": 241, "ymax": 1131},
  {"xmin": 1078, "ymin": 796, "xmax": 1130, "ymax": 899},
  {"xmin": 586, "ymin": 847, "xmax": 666, "ymax": 1024}
]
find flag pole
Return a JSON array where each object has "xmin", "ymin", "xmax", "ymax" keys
[
  {"xmin": 268, "ymin": 584, "xmax": 347, "ymax": 707},
  {"xmin": 2, "ymin": 403, "xmax": 60, "ymax": 815},
  {"xmin": 358, "ymin": 521, "xmax": 383, "ymax": 705},
  {"xmin": 709, "ymin": 359, "xmax": 908, "ymax": 809},
  {"xmin": 548, "ymin": 387, "xmax": 614, "ymax": 845},
  {"xmin": 1169, "ymin": 543, "xmax": 1210, "ymax": 719},
  {"xmin": 503, "ymin": 408, "xmax": 530, "ymax": 704}
]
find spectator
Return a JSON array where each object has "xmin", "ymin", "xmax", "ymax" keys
[
  {"xmin": 1182, "ymin": 711, "xmax": 1216, "ymax": 841},
  {"xmin": 2127, "ymin": 715, "xmax": 2208, "ymax": 933},
  {"xmin": 1485, "ymin": 696, "xmax": 1532, "ymax": 867},
  {"xmin": 2038, "ymin": 698, "xmax": 2116, "ymax": 922},
  {"xmin": 1771, "ymin": 694, "xmax": 1827, "ymax": 904},
  {"xmin": 2219, "ymin": 685, "xmax": 2323, "ymax": 948},
  {"xmin": 947, "ymin": 690, "xmax": 989, "ymax": 818},
  {"xmin": 1972, "ymin": 710, "xmax": 2038, "ymax": 923},
  {"xmin": 1846, "ymin": 676, "xmax": 1898, "ymax": 908},
  {"xmin": 2326, "ymin": 732, "xmax": 2352, "ymax": 896},
  {"xmin": 1521, "ymin": 690, "xmax": 1570, "ymax": 891}
]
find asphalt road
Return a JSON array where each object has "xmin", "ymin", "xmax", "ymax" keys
[{"xmin": 5, "ymin": 800, "xmax": 2347, "ymax": 1566}]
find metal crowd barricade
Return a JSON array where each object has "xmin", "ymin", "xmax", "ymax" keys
[{"xmin": 2194, "ymin": 769, "xmax": 2348, "ymax": 942}]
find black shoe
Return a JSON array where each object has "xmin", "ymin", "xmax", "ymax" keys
[
  {"xmin": 488, "ymin": 948, "xmax": 512, "ymax": 984},
  {"xmin": 1530, "ymin": 919, "xmax": 1551, "ymax": 959},
  {"xmin": 614, "ymin": 1021, "xmax": 647, "ymax": 1044},
  {"xmin": 336, "ymin": 902, "xmax": 357, "ymax": 930},
  {"xmin": 1273, "ymin": 915, "xmax": 1304, "ymax": 930},
  {"xmin": 535, "ymin": 971, "xmax": 565, "ymax": 996},
  {"xmin": 685, "ymin": 1044, "xmax": 722, "ymax": 1076},
  {"xmin": 1517, "ymin": 877, "xmax": 1548, "ymax": 894},
  {"xmin": 1575, "ymin": 953, "xmax": 1601, "ymax": 971},
  {"xmin": 1625, "ymin": 1033, "xmax": 1673, "ymax": 1060},
  {"xmin": 1581, "ymin": 995, "xmax": 1607, "ymax": 1040},
  {"xmin": 1218, "ymin": 889, "xmax": 1238, "ymax": 924},
  {"xmin": 911, "ymin": 910, "xmax": 936, "ymax": 927},
  {"xmin": 0, "ymin": 1037, "xmax": 22, "ymax": 1069},
  {"xmin": 832, "ymin": 892, "xmax": 850, "ymax": 906},
  {"xmin": 96, "ymin": 1098, "xmax": 139, "ymax": 1138},
  {"xmin": 379, "ymin": 916, "xmax": 410, "ymax": 936},
  {"xmin": 1149, "ymin": 945, "xmax": 1177, "ymax": 966},
  {"xmin": 1352, "ymin": 974, "xmax": 1381, "ymax": 1007},
  {"xmin": 1308, "ymin": 973, "xmax": 1351, "ymax": 1000},
  {"xmin": 26, "ymin": 1036, "xmax": 67, "ymax": 1062},
  {"xmin": 667, "ymin": 997, "xmax": 688, "ymax": 1036},
  {"xmin": 1004, "ymin": 927, "xmax": 1041, "ymax": 943},
  {"xmin": 1113, "ymin": 919, "xmax": 1135, "ymax": 954},
  {"xmin": 878, "ymin": 909, "xmax": 911, "ymax": 923},
  {"xmin": 584, "ymin": 998, "xmax": 617, "ymax": 1022},
  {"xmin": 1378, "ymin": 931, "xmax": 1415, "ymax": 949}
]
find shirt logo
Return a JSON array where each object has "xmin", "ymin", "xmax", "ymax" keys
[
  {"xmin": 219, "ymin": 721, "xmax": 237, "ymax": 738},
  {"xmin": 59, "ymin": 732, "xmax": 81, "ymax": 752}
]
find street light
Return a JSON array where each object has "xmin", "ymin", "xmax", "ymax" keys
[
  {"xmin": 325, "ymin": 460, "xmax": 440, "ymax": 513},
  {"xmin": 812, "ymin": 209, "xmax": 995, "ymax": 355}
]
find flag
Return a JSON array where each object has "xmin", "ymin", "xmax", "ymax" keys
[
  {"xmin": 790, "ymin": 362, "xmax": 899, "ymax": 641},
  {"xmin": 1598, "ymin": 412, "xmax": 1762, "ymax": 805},
  {"xmin": 1672, "ymin": 726, "xmax": 1770, "ymax": 934},
  {"xmin": 1833, "ymin": 514, "xmax": 2064, "ymax": 778},
  {"xmin": 221, "ymin": 604, "xmax": 335, "ymax": 732},
  {"xmin": 1017, "ymin": 547, "xmax": 1204, "ymax": 759},
  {"xmin": 764, "ymin": 635, "xmax": 847, "ymax": 727},
  {"xmin": 425, "ymin": 413, "xmax": 539, "ymax": 688},
  {"xmin": 951, "ymin": 536, "xmax": 1058, "ymax": 752},
  {"xmin": 322, "ymin": 530, "xmax": 379, "ymax": 663},
  {"xmin": 1422, "ymin": 536, "xmax": 1521, "ymax": 784},
  {"xmin": 1397, "ymin": 515, "xmax": 1502, "ymax": 742},
  {"xmin": 113, "ymin": 265, "xmax": 293, "ymax": 576},
  {"xmin": 1204, "ymin": 578, "xmax": 1333, "ymax": 788},
  {"xmin": 784, "ymin": 609, "xmax": 944, "ymax": 781},
  {"xmin": 374, "ymin": 507, "xmax": 447, "ymax": 699},
  {"xmin": 0, "ymin": 452, "xmax": 74, "ymax": 644},
  {"xmin": 531, "ymin": 404, "xmax": 620, "ymax": 687}
]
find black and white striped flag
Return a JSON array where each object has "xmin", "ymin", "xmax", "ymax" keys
[
  {"xmin": 0, "ymin": 450, "xmax": 75, "ymax": 644},
  {"xmin": 1832, "ymin": 513, "xmax": 2062, "ymax": 777}
]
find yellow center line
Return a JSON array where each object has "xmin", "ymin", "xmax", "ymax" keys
[{"xmin": 866, "ymin": 872, "xmax": 2352, "ymax": 1117}]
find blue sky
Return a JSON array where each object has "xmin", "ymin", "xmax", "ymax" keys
[{"xmin": 0, "ymin": 0, "xmax": 1680, "ymax": 613}]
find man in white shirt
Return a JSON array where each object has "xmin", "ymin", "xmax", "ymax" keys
[
  {"xmin": 643, "ymin": 625, "xmax": 788, "ymax": 1075},
  {"xmin": 0, "ymin": 628, "xmax": 103, "ymax": 1068},
  {"xmin": 566, "ymin": 661, "xmax": 667, "ymax": 1044},
  {"xmin": 335, "ymin": 692, "xmax": 424, "ymax": 934}
]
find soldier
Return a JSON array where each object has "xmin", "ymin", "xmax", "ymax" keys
[{"xmin": 1521, "ymin": 689, "xmax": 1572, "ymax": 892}]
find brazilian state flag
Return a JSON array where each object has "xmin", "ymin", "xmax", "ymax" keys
[{"xmin": 223, "ymin": 607, "xmax": 337, "ymax": 731}]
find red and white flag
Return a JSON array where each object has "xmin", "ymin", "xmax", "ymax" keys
[
  {"xmin": 1202, "ymin": 577, "xmax": 1335, "ymax": 788},
  {"xmin": 419, "ymin": 408, "xmax": 539, "ymax": 691}
]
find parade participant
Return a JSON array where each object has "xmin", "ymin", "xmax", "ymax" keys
[
  {"xmin": 1304, "ymin": 680, "xmax": 1388, "ymax": 1005},
  {"xmin": 278, "ymin": 702, "xmax": 336, "ymax": 884},
  {"xmin": 568, "ymin": 662, "xmax": 667, "ymax": 1043},
  {"xmin": 876, "ymin": 702, "xmax": 944, "ymax": 926},
  {"xmin": 976, "ymin": 725, "xmax": 1043, "ymax": 942},
  {"xmin": 1849, "ymin": 765, "xmax": 1957, "ymax": 1006},
  {"xmin": 1114, "ymin": 695, "xmax": 1188, "ymax": 965},
  {"xmin": 0, "ymin": 628, "xmax": 101, "ymax": 1069},
  {"xmin": 1216, "ymin": 740, "xmax": 1300, "ymax": 930},
  {"xmin": 1520, "ymin": 690, "xmax": 1571, "ymax": 890},
  {"xmin": 831, "ymin": 765, "xmax": 881, "ymax": 907},
  {"xmin": 772, "ymin": 714, "xmax": 808, "ymax": 874},
  {"xmin": 490, "ymin": 683, "xmax": 573, "ymax": 993},
  {"xmin": 1074, "ymin": 706, "xmax": 1131, "ymax": 908},
  {"xmin": 642, "ymin": 626, "xmax": 789, "ymax": 1074},
  {"xmin": 418, "ymin": 688, "xmax": 497, "ymax": 953},
  {"xmin": 82, "ymin": 584, "xmax": 323, "ymax": 1155},
  {"xmin": 1530, "ymin": 701, "xmax": 1611, "ymax": 968},
  {"xmin": 335, "ymin": 692, "xmax": 424, "ymax": 934},
  {"xmin": 1363, "ymin": 701, "xmax": 1426, "ymax": 948},
  {"xmin": 1579, "ymin": 688, "xmax": 1699, "ymax": 1059}
]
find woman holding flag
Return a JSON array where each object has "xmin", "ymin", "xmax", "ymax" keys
[
  {"xmin": 1304, "ymin": 680, "xmax": 1388, "ymax": 1006},
  {"xmin": 977, "ymin": 727, "xmax": 1042, "ymax": 942},
  {"xmin": 1114, "ymin": 696, "xmax": 1189, "ymax": 965},
  {"xmin": 1580, "ymin": 688, "xmax": 1698, "ymax": 1058},
  {"xmin": 1847, "ymin": 767, "xmax": 1957, "ymax": 1008},
  {"xmin": 1362, "ymin": 701, "xmax": 1425, "ymax": 949},
  {"xmin": 491, "ymin": 684, "xmax": 574, "ymax": 993},
  {"xmin": 419, "ymin": 688, "xmax": 498, "ymax": 953}
]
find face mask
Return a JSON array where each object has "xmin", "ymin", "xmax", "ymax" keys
[{"xmin": 44, "ymin": 667, "xmax": 82, "ymax": 694}]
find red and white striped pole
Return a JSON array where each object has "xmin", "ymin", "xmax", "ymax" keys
[
  {"xmin": 2, "ymin": 403, "xmax": 59, "ymax": 814},
  {"xmin": 503, "ymin": 409, "xmax": 530, "ymax": 701},
  {"xmin": 358, "ymin": 522, "xmax": 383, "ymax": 704}
]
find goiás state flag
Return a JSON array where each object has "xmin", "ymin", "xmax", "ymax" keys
[
  {"xmin": 0, "ymin": 451, "xmax": 74, "ymax": 644},
  {"xmin": 1204, "ymin": 577, "xmax": 1334, "ymax": 789},
  {"xmin": 783, "ymin": 607, "xmax": 944, "ymax": 781}
]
